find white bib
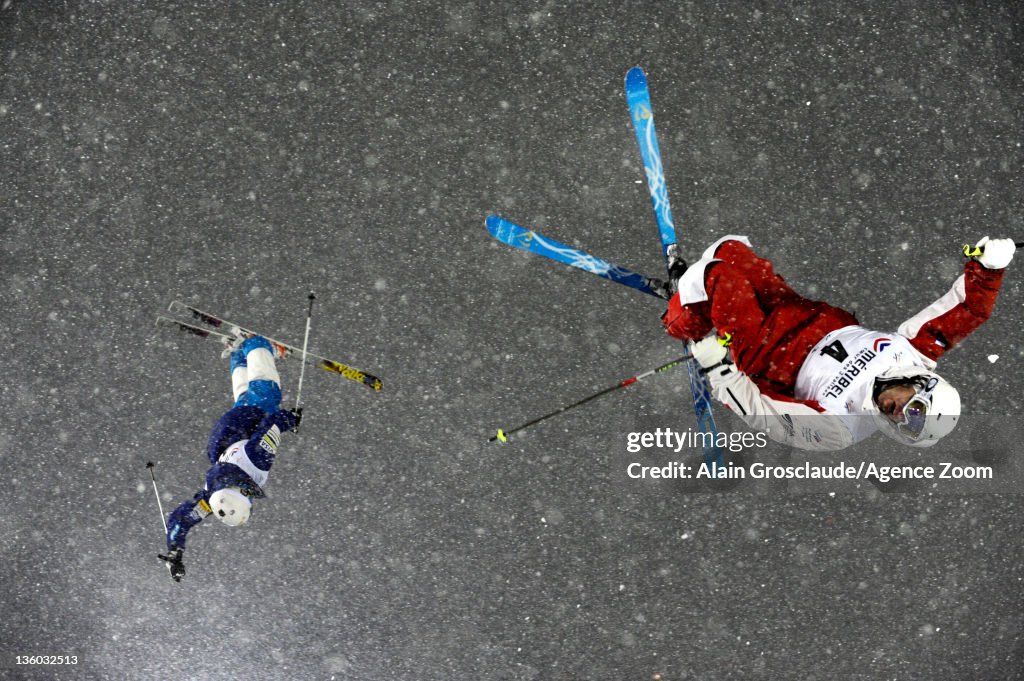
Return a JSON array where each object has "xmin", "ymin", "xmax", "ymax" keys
[
  {"xmin": 795, "ymin": 325, "xmax": 931, "ymax": 443},
  {"xmin": 218, "ymin": 439, "xmax": 270, "ymax": 487}
]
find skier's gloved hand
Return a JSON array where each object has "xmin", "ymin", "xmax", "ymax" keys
[
  {"xmin": 158, "ymin": 549, "xmax": 185, "ymax": 582},
  {"xmin": 665, "ymin": 244, "xmax": 688, "ymax": 295},
  {"xmin": 272, "ymin": 407, "xmax": 303, "ymax": 432},
  {"xmin": 966, "ymin": 236, "xmax": 1016, "ymax": 270},
  {"xmin": 689, "ymin": 334, "xmax": 731, "ymax": 375}
]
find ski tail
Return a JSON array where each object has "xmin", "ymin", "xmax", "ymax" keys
[
  {"xmin": 161, "ymin": 302, "xmax": 384, "ymax": 392},
  {"xmin": 625, "ymin": 67, "xmax": 726, "ymax": 473},
  {"xmin": 486, "ymin": 215, "xmax": 668, "ymax": 299},
  {"xmin": 156, "ymin": 315, "xmax": 235, "ymax": 343}
]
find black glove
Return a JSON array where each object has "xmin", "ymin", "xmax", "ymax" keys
[
  {"xmin": 665, "ymin": 244, "xmax": 688, "ymax": 296},
  {"xmin": 667, "ymin": 256, "xmax": 688, "ymax": 283},
  {"xmin": 158, "ymin": 548, "xmax": 185, "ymax": 582},
  {"xmin": 289, "ymin": 407, "xmax": 303, "ymax": 431}
]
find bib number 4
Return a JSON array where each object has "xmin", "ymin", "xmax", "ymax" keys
[{"xmin": 820, "ymin": 340, "xmax": 849, "ymax": 363}]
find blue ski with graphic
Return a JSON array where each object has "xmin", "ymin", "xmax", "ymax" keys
[
  {"xmin": 626, "ymin": 66, "xmax": 726, "ymax": 472},
  {"xmin": 485, "ymin": 215, "xmax": 667, "ymax": 299},
  {"xmin": 625, "ymin": 66, "xmax": 678, "ymax": 261}
]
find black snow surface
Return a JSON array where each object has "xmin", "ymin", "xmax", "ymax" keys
[{"xmin": 2, "ymin": 2, "xmax": 1023, "ymax": 680}]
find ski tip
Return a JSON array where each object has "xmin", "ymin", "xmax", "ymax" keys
[
  {"xmin": 485, "ymin": 214, "xmax": 517, "ymax": 239},
  {"xmin": 625, "ymin": 66, "xmax": 647, "ymax": 86}
]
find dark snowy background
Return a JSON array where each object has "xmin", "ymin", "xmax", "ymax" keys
[{"xmin": 3, "ymin": 2, "xmax": 1024, "ymax": 679}]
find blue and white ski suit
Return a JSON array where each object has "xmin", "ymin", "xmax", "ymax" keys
[{"xmin": 165, "ymin": 336, "xmax": 298, "ymax": 551}]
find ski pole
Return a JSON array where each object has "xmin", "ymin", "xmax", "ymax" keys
[
  {"xmin": 146, "ymin": 462, "xmax": 168, "ymax": 534},
  {"xmin": 294, "ymin": 292, "xmax": 316, "ymax": 412},
  {"xmin": 490, "ymin": 355, "xmax": 691, "ymax": 443}
]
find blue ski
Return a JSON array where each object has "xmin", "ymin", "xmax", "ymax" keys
[
  {"xmin": 485, "ymin": 215, "xmax": 667, "ymax": 299},
  {"xmin": 625, "ymin": 66, "xmax": 677, "ymax": 260},
  {"xmin": 626, "ymin": 66, "xmax": 726, "ymax": 472}
]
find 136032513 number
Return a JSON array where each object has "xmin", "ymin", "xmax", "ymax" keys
[{"xmin": 15, "ymin": 655, "xmax": 79, "ymax": 665}]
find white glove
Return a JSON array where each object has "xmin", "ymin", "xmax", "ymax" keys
[
  {"xmin": 689, "ymin": 334, "xmax": 729, "ymax": 370},
  {"xmin": 970, "ymin": 236, "xmax": 1015, "ymax": 270}
]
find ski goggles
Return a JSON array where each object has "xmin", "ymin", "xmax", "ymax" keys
[{"xmin": 896, "ymin": 392, "xmax": 932, "ymax": 440}]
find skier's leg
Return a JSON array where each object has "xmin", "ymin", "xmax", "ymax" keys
[
  {"xmin": 664, "ymin": 248, "xmax": 799, "ymax": 343},
  {"xmin": 235, "ymin": 336, "xmax": 282, "ymax": 413},
  {"xmin": 665, "ymin": 233, "xmax": 820, "ymax": 340},
  {"xmin": 662, "ymin": 236, "xmax": 781, "ymax": 341},
  {"xmin": 708, "ymin": 239, "xmax": 799, "ymax": 309},
  {"xmin": 703, "ymin": 240, "xmax": 857, "ymax": 388}
]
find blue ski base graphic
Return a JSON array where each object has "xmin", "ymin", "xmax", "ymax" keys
[
  {"xmin": 485, "ymin": 215, "xmax": 666, "ymax": 299},
  {"xmin": 625, "ymin": 66, "xmax": 677, "ymax": 260}
]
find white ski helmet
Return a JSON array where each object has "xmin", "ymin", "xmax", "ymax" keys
[
  {"xmin": 209, "ymin": 487, "xmax": 251, "ymax": 526},
  {"xmin": 869, "ymin": 366, "xmax": 961, "ymax": 447}
]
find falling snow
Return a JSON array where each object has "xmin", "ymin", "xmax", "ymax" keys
[{"xmin": 3, "ymin": 2, "xmax": 1023, "ymax": 680}]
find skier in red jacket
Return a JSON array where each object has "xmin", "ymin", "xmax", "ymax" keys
[{"xmin": 662, "ymin": 236, "xmax": 1015, "ymax": 450}]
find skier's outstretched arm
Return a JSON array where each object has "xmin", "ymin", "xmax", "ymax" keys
[
  {"xmin": 165, "ymin": 493, "xmax": 212, "ymax": 552},
  {"xmin": 690, "ymin": 336, "xmax": 855, "ymax": 451},
  {"xmin": 708, "ymin": 368, "xmax": 855, "ymax": 450},
  {"xmin": 899, "ymin": 237, "xmax": 1013, "ymax": 361},
  {"xmin": 158, "ymin": 492, "xmax": 212, "ymax": 581}
]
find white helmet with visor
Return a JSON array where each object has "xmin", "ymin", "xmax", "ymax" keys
[{"xmin": 870, "ymin": 367, "xmax": 961, "ymax": 447}]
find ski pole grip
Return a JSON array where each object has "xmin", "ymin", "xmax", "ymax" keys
[
  {"xmin": 963, "ymin": 244, "xmax": 983, "ymax": 258},
  {"xmin": 963, "ymin": 241, "xmax": 1024, "ymax": 257}
]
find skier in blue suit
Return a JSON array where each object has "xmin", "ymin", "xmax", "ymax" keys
[{"xmin": 158, "ymin": 335, "xmax": 301, "ymax": 582}]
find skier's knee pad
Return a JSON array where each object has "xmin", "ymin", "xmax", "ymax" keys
[
  {"xmin": 242, "ymin": 337, "xmax": 281, "ymax": 386},
  {"xmin": 237, "ymin": 380, "xmax": 282, "ymax": 412},
  {"xmin": 240, "ymin": 335, "xmax": 274, "ymax": 356}
]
